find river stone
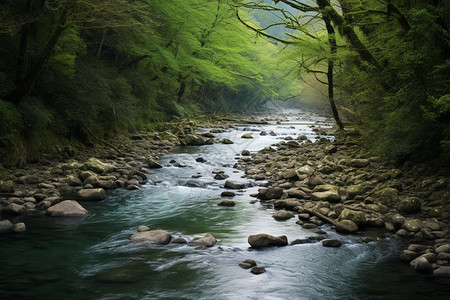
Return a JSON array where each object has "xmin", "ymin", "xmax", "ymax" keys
[
  {"xmin": 282, "ymin": 169, "xmax": 298, "ymax": 180},
  {"xmin": 248, "ymin": 234, "xmax": 288, "ymax": 248},
  {"xmin": 308, "ymin": 176, "xmax": 325, "ymax": 187},
  {"xmin": 241, "ymin": 133, "xmax": 253, "ymax": 139},
  {"xmin": 172, "ymin": 238, "xmax": 187, "ymax": 244},
  {"xmin": 137, "ymin": 225, "xmax": 150, "ymax": 232},
  {"xmin": 84, "ymin": 158, "xmax": 115, "ymax": 174},
  {"xmin": 311, "ymin": 191, "xmax": 340, "ymax": 203},
  {"xmin": 338, "ymin": 209, "xmax": 367, "ymax": 227},
  {"xmin": 251, "ymin": 266, "xmax": 266, "ymax": 275},
  {"xmin": 184, "ymin": 134, "xmax": 206, "ymax": 146},
  {"xmin": 410, "ymin": 256, "xmax": 432, "ymax": 273},
  {"xmin": 3, "ymin": 203, "xmax": 25, "ymax": 215},
  {"xmin": 47, "ymin": 200, "xmax": 88, "ymax": 217},
  {"xmin": 221, "ymin": 191, "xmax": 236, "ymax": 197},
  {"xmin": 218, "ymin": 200, "xmax": 235, "ymax": 207},
  {"xmin": 297, "ymin": 166, "xmax": 315, "ymax": 176},
  {"xmin": 404, "ymin": 219, "xmax": 423, "ymax": 232},
  {"xmin": 322, "ymin": 239, "xmax": 342, "ymax": 247},
  {"xmin": 377, "ymin": 188, "xmax": 399, "ymax": 205},
  {"xmin": 64, "ymin": 175, "xmax": 82, "ymax": 186},
  {"xmin": 438, "ymin": 252, "xmax": 450, "ymax": 261},
  {"xmin": 0, "ymin": 180, "xmax": 15, "ymax": 193},
  {"xmin": 258, "ymin": 187, "xmax": 283, "ymax": 200},
  {"xmin": 0, "ymin": 219, "xmax": 13, "ymax": 233},
  {"xmin": 241, "ymin": 150, "xmax": 251, "ymax": 156},
  {"xmin": 273, "ymin": 210, "xmax": 294, "ymax": 221},
  {"xmin": 398, "ymin": 197, "xmax": 421, "ymax": 214},
  {"xmin": 224, "ymin": 180, "xmax": 246, "ymax": 189},
  {"xmin": 77, "ymin": 188, "xmax": 106, "ymax": 201},
  {"xmin": 147, "ymin": 157, "xmax": 163, "ymax": 168},
  {"xmin": 189, "ymin": 234, "xmax": 217, "ymax": 247},
  {"xmin": 400, "ymin": 250, "xmax": 420, "ymax": 262},
  {"xmin": 435, "ymin": 244, "xmax": 450, "ymax": 254},
  {"xmin": 274, "ymin": 199, "xmax": 301, "ymax": 210},
  {"xmin": 434, "ymin": 266, "xmax": 450, "ymax": 278},
  {"xmin": 214, "ymin": 173, "xmax": 229, "ymax": 180},
  {"xmin": 350, "ymin": 159, "xmax": 370, "ymax": 168},
  {"xmin": 222, "ymin": 138, "xmax": 234, "ymax": 144},
  {"xmin": 131, "ymin": 230, "xmax": 172, "ymax": 245},
  {"xmin": 335, "ymin": 220, "xmax": 359, "ymax": 233},
  {"xmin": 391, "ymin": 214, "xmax": 406, "ymax": 229},
  {"xmin": 347, "ymin": 185, "xmax": 364, "ymax": 199},
  {"xmin": 12, "ymin": 222, "xmax": 26, "ymax": 233},
  {"xmin": 287, "ymin": 189, "xmax": 308, "ymax": 199}
]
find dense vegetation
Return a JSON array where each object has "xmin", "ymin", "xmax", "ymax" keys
[
  {"xmin": 0, "ymin": 0, "xmax": 304, "ymax": 166},
  {"xmin": 236, "ymin": 0, "xmax": 450, "ymax": 161},
  {"xmin": 0, "ymin": 0, "xmax": 449, "ymax": 166}
]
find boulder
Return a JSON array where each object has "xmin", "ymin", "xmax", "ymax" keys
[
  {"xmin": 410, "ymin": 256, "xmax": 432, "ymax": 273},
  {"xmin": 311, "ymin": 191, "xmax": 340, "ymax": 203},
  {"xmin": 241, "ymin": 133, "xmax": 253, "ymax": 139},
  {"xmin": 322, "ymin": 239, "xmax": 342, "ymax": 247},
  {"xmin": 338, "ymin": 208, "xmax": 367, "ymax": 227},
  {"xmin": 274, "ymin": 199, "xmax": 301, "ymax": 210},
  {"xmin": 77, "ymin": 188, "xmax": 107, "ymax": 201},
  {"xmin": 397, "ymin": 197, "xmax": 421, "ymax": 214},
  {"xmin": 221, "ymin": 191, "xmax": 236, "ymax": 197},
  {"xmin": 131, "ymin": 230, "xmax": 172, "ymax": 245},
  {"xmin": 64, "ymin": 175, "xmax": 82, "ymax": 186},
  {"xmin": 350, "ymin": 159, "xmax": 370, "ymax": 168},
  {"xmin": 3, "ymin": 203, "xmax": 25, "ymax": 215},
  {"xmin": 376, "ymin": 188, "xmax": 399, "ymax": 205},
  {"xmin": 335, "ymin": 220, "xmax": 358, "ymax": 233},
  {"xmin": 84, "ymin": 158, "xmax": 115, "ymax": 174},
  {"xmin": 297, "ymin": 166, "xmax": 314, "ymax": 176},
  {"xmin": 47, "ymin": 200, "xmax": 88, "ymax": 217},
  {"xmin": 12, "ymin": 222, "xmax": 26, "ymax": 233},
  {"xmin": 251, "ymin": 266, "xmax": 266, "ymax": 275},
  {"xmin": 435, "ymin": 244, "xmax": 450, "ymax": 254},
  {"xmin": 287, "ymin": 189, "xmax": 308, "ymax": 199},
  {"xmin": 184, "ymin": 134, "xmax": 206, "ymax": 146},
  {"xmin": 188, "ymin": 234, "xmax": 217, "ymax": 247},
  {"xmin": 147, "ymin": 157, "xmax": 163, "ymax": 168},
  {"xmin": 273, "ymin": 210, "xmax": 294, "ymax": 221},
  {"xmin": 224, "ymin": 180, "xmax": 247, "ymax": 189},
  {"xmin": 241, "ymin": 150, "xmax": 251, "ymax": 156},
  {"xmin": 0, "ymin": 219, "xmax": 13, "ymax": 233},
  {"xmin": 400, "ymin": 250, "xmax": 419, "ymax": 262},
  {"xmin": 434, "ymin": 266, "xmax": 450, "ymax": 278},
  {"xmin": 281, "ymin": 169, "xmax": 298, "ymax": 180},
  {"xmin": 218, "ymin": 200, "xmax": 235, "ymax": 207},
  {"xmin": 258, "ymin": 187, "xmax": 283, "ymax": 200},
  {"xmin": 222, "ymin": 138, "xmax": 234, "ymax": 144},
  {"xmin": 307, "ymin": 176, "xmax": 325, "ymax": 186},
  {"xmin": 403, "ymin": 219, "xmax": 422, "ymax": 233},
  {"xmin": 137, "ymin": 225, "xmax": 150, "ymax": 232},
  {"xmin": 391, "ymin": 214, "xmax": 406, "ymax": 229},
  {"xmin": 248, "ymin": 233, "xmax": 288, "ymax": 248},
  {"xmin": 214, "ymin": 173, "xmax": 229, "ymax": 180},
  {"xmin": 347, "ymin": 185, "xmax": 364, "ymax": 199}
]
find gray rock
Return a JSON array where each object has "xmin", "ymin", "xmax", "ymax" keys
[
  {"xmin": 435, "ymin": 244, "xmax": 450, "ymax": 254},
  {"xmin": 137, "ymin": 225, "xmax": 150, "ymax": 232},
  {"xmin": 400, "ymin": 250, "xmax": 419, "ymax": 262},
  {"xmin": 172, "ymin": 238, "xmax": 187, "ymax": 244},
  {"xmin": 241, "ymin": 150, "xmax": 251, "ymax": 156},
  {"xmin": 224, "ymin": 180, "xmax": 247, "ymax": 189},
  {"xmin": 410, "ymin": 256, "xmax": 432, "ymax": 273},
  {"xmin": 12, "ymin": 222, "xmax": 26, "ymax": 233},
  {"xmin": 0, "ymin": 219, "xmax": 13, "ymax": 233},
  {"xmin": 131, "ymin": 230, "xmax": 172, "ymax": 245},
  {"xmin": 77, "ymin": 188, "xmax": 106, "ymax": 201},
  {"xmin": 241, "ymin": 133, "xmax": 253, "ymax": 139},
  {"xmin": 47, "ymin": 200, "xmax": 88, "ymax": 217},
  {"xmin": 273, "ymin": 210, "xmax": 294, "ymax": 221},
  {"xmin": 338, "ymin": 208, "xmax": 367, "ymax": 227},
  {"xmin": 322, "ymin": 239, "xmax": 342, "ymax": 247},
  {"xmin": 147, "ymin": 157, "xmax": 163, "ymax": 168},
  {"xmin": 398, "ymin": 197, "xmax": 421, "ymax": 214},
  {"xmin": 434, "ymin": 266, "xmax": 450, "ymax": 278},
  {"xmin": 274, "ymin": 199, "xmax": 301, "ymax": 210},
  {"xmin": 281, "ymin": 169, "xmax": 298, "ymax": 180},
  {"xmin": 214, "ymin": 173, "xmax": 229, "ymax": 180},
  {"xmin": 437, "ymin": 252, "xmax": 450, "ymax": 261},
  {"xmin": 189, "ymin": 234, "xmax": 217, "ymax": 247},
  {"xmin": 297, "ymin": 166, "xmax": 315, "ymax": 176},
  {"xmin": 185, "ymin": 134, "xmax": 206, "ymax": 146},
  {"xmin": 248, "ymin": 234, "xmax": 288, "ymax": 248},
  {"xmin": 258, "ymin": 187, "xmax": 283, "ymax": 200},
  {"xmin": 287, "ymin": 189, "xmax": 308, "ymax": 199},
  {"xmin": 221, "ymin": 191, "xmax": 236, "ymax": 197},
  {"xmin": 218, "ymin": 200, "xmax": 235, "ymax": 207},
  {"xmin": 335, "ymin": 220, "xmax": 359, "ymax": 233},
  {"xmin": 84, "ymin": 158, "xmax": 115, "ymax": 174},
  {"xmin": 350, "ymin": 159, "xmax": 370, "ymax": 168},
  {"xmin": 64, "ymin": 175, "xmax": 82, "ymax": 186},
  {"xmin": 0, "ymin": 180, "xmax": 15, "ymax": 193},
  {"xmin": 222, "ymin": 138, "xmax": 234, "ymax": 144},
  {"xmin": 391, "ymin": 214, "xmax": 406, "ymax": 229},
  {"xmin": 251, "ymin": 266, "xmax": 266, "ymax": 275},
  {"xmin": 404, "ymin": 219, "xmax": 423, "ymax": 232},
  {"xmin": 347, "ymin": 185, "xmax": 364, "ymax": 199},
  {"xmin": 3, "ymin": 203, "xmax": 25, "ymax": 215},
  {"xmin": 311, "ymin": 191, "xmax": 340, "ymax": 203}
]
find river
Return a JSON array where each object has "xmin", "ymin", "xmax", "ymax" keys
[{"xmin": 1, "ymin": 110, "xmax": 449, "ymax": 299}]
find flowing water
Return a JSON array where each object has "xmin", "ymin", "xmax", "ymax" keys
[{"xmin": 1, "ymin": 111, "xmax": 449, "ymax": 299}]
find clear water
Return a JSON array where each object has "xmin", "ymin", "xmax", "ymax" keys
[{"xmin": 1, "ymin": 111, "xmax": 449, "ymax": 299}]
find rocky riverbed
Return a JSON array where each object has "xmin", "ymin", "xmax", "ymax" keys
[
  {"xmin": 234, "ymin": 129, "xmax": 450, "ymax": 278},
  {"xmin": 1, "ymin": 112, "xmax": 450, "ymax": 284}
]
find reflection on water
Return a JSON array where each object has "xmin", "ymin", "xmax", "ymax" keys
[{"xmin": 1, "ymin": 111, "xmax": 449, "ymax": 299}]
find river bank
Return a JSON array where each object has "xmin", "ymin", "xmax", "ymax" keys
[{"xmin": 1, "ymin": 110, "xmax": 450, "ymax": 297}]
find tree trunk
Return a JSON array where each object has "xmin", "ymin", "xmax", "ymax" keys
[
  {"xmin": 324, "ymin": 15, "xmax": 345, "ymax": 131},
  {"xmin": 5, "ymin": 1, "xmax": 71, "ymax": 104}
]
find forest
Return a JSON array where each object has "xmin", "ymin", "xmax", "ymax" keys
[{"xmin": 0, "ymin": 0, "xmax": 449, "ymax": 166}]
